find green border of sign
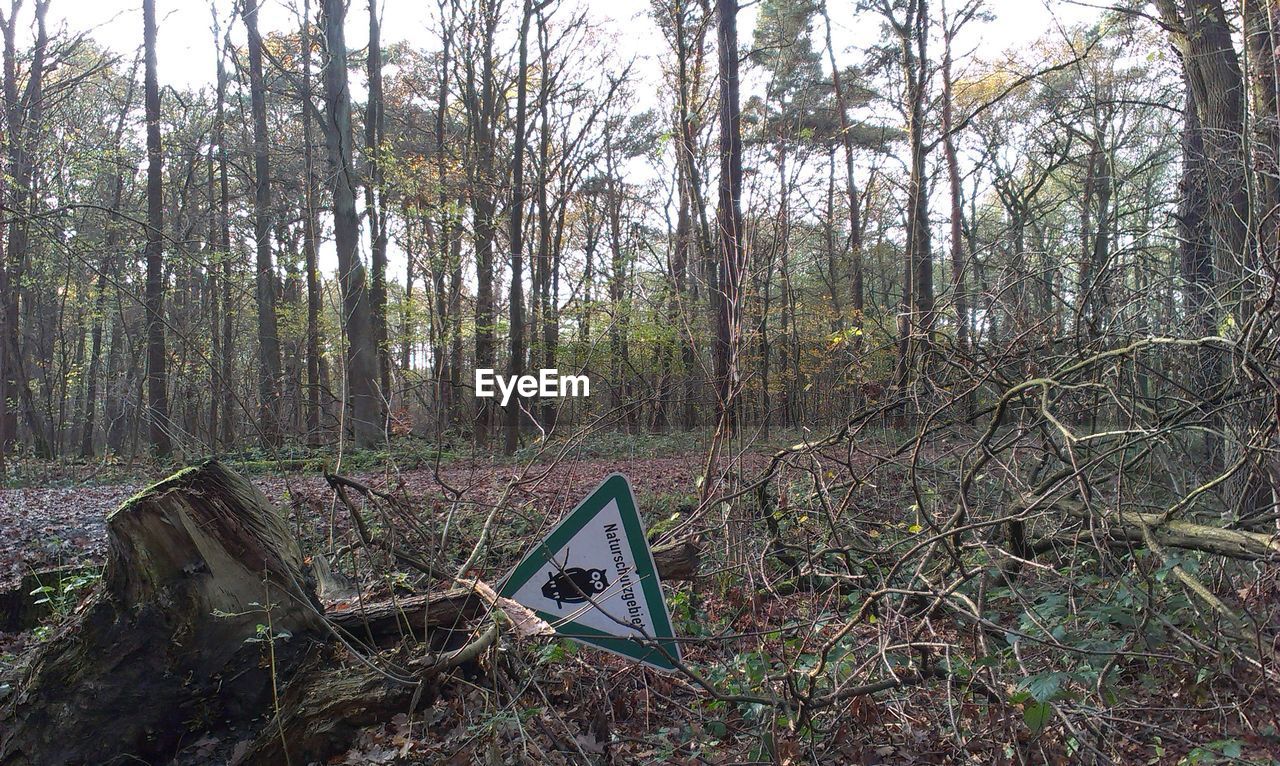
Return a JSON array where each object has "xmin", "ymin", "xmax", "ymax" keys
[{"xmin": 498, "ymin": 473, "xmax": 682, "ymax": 672}]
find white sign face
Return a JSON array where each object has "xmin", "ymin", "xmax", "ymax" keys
[{"xmin": 498, "ymin": 474, "xmax": 681, "ymax": 671}]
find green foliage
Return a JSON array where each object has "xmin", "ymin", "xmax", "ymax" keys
[
  {"xmin": 1178, "ymin": 739, "xmax": 1249, "ymax": 765},
  {"xmin": 29, "ymin": 568, "xmax": 101, "ymax": 622}
]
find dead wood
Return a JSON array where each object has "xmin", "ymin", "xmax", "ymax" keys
[
  {"xmin": 326, "ymin": 588, "xmax": 486, "ymax": 646},
  {"xmin": 1040, "ymin": 498, "xmax": 1280, "ymax": 560},
  {"xmin": 652, "ymin": 536, "xmax": 701, "ymax": 580},
  {"xmin": 0, "ymin": 460, "xmax": 324, "ymax": 766}
]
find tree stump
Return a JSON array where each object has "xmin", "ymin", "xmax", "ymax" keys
[{"xmin": 0, "ymin": 461, "xmax": 324, "ymax": 766}]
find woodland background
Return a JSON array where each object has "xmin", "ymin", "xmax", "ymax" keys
[{"xmin": 0, "ymin": 0, "xmax": 1279, "ymax": 763}]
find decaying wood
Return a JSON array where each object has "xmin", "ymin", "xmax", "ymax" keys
[
  {"xmin": 1039, "ymin": 498, "xmax": 1280, "ymax": 560},
  {"xmin": 233, "ymin": 648, "xmax": 423, "ymax": 766},
  {"xmin": 653, "ymin": 536, "xmax": 701, "ymax": 580},
  {"xmin": 0, "ymin": 461, "xmax": 324, "ymax": 766},
  {"xmin": 327, "ymin": 588, "xmax": 486, "ymax": 646}
]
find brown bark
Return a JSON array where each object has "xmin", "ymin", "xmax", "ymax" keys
[
  {"xmin": 0, "ymin": 462, "xmax": 323, "ymax": 765},
  {"xmin": 432, "ymin": 0, "xmax": 459, "ymax": 428},
  {"xmin": 890, "ymin": 0, "xmax": 932, "ymax": 409},
  {"xmin": 322, "ymin": 0, "xmax": 382, "ymax": 446},
  {"xmin": 244, "ymin": 0, "xmax": 283, "ymax": 447},
  {"xmin": 302, "ymin": 0, "xmax": 323, "ymax": 444},
  {"xmin": 941, "ymin": 0, "xmax": 973, "ymax": 421},
  {"xmin": 506, "ymin": 0, "xmax": 536, "ymax": 455},
  {"xmin": 215, "ymin": 22, "xmax": 236, "ymax": 449},
  {"xmin": 713, "ymin": 0, "xmax": 745, "ymax": 435},
  {"xmin": 465, "ymin": 0, "xmax": 501, "ymax": 445},
  {"xmin": 366, "ymin": 0, "xmax": 390, "ymax": 400},
  {"xmin": 143, "ymin": 0, "xmax": 171, "ymax": 456},
  {"xmin": 0, "ymin": 1, "xmax": 52, "ymax": 459},
  {"xmin": 660, "ymin": 0, "xmax": 712, "ymax": 431},
  {"xmin": 820, "ymin": 0, "xmax": 863, "ymax": 319}
]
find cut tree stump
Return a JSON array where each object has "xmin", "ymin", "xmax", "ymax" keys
[{"xmin": 0, "ymin": 460, "xmax": 324, "ymax": 766}]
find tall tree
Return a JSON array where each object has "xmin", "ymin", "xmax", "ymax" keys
[
  {"xmin": 301, "ymin": 0, "xmax": 322, "ymax": 443},
  {"xmin": 655, "ymin": 0, "xmax": 712, "ymax": 431},
  {"xmin": 713, "ymin": 0, "xmax": 745, "ymax": 436},
  {"xmin": 321, "ymin": 0, "xmax": 381, "ymax": 446},
  {"xmin": 366, "ymin": 0, "xmax": 390, "ymax": 399},
  {"xmin": 505, "ymin": 0, "xmax": 539, "ymax": 454},
  {"xmin": 820, "ymin": 0, "xmax": 864, "ymax": 322},
  {"xmin": 882, "ymin": 0, "xmax": 932, "ymax": 406},
  {"xmin": 940, "ymin": 0, "xmax": 977, "ymax": 419},
  {"xmin": 244, "ymin": 0, "xmax": 283, "ymax": 446},
  {"xmin": 463, "ymin": 0, "xmax": 502, "ymax": 445},
  {"xmin": 1, "ymin": 0, "xmax": 52, "ymax": 457},
  {"xmin": 214, "ymin": 14, "xmax": 236, "ymax": 449},
  {"xmin": 143, "ymin": 0, "xmax": 171, "ymax": 456},
  {"xmin": 431, "ymin": 0, "xmax": 461, "ymax": 428}
]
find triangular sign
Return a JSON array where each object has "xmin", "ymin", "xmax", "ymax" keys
[{"xmin": 498, "ymin": 473, "xmax": 682, "ymax": 672}]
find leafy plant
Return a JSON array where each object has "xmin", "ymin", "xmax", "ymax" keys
[{"xmin": 29, "ymin": 567, "xmax": 101, "ymax": 622}]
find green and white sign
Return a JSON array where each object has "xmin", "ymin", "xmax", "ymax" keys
[{"xmin": 498, "ymin": 473, "xmax": 682, "ymax": 672}]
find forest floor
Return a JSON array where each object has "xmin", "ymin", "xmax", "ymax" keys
[
  {"xmin": 3, "ymin": 436, "xmax": 1279, "ymax": 764},
  {"xmin": 0, "ymin": 447, "xmax": 736, "ymax": 592}
]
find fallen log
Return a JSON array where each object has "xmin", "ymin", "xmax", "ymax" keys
[
  {"xmin": 652, "ymin": 536, "xmax": 701, "ymax": 580},
  {"xmin": 0, "ymin": 461, "xmax": 324, "ymax": 766},
  {"xmin": 1039, "ymin": 499, "xmax": 1280, "ymax": 560},
  {"xmin": 327, "ymin": 588, "xmax": 485, "ymax": 646},
  {"xmin": 233, "ymin": 647, "xmax": 423, "ymax": 766},
  {"xmin": 323, "ymin": 541, "xmax": 697, "ymax": 650}
]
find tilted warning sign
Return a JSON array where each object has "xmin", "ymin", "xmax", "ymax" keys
[{"xmin": 498, "ymin": 473, "xmax": 681, "ymax": 672}]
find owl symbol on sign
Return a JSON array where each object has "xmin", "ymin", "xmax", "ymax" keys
[{"xmin": 540, "ymin": 567, "xmax": 609, "ymax": 608}]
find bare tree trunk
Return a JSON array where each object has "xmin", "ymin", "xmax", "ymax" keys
[
  {"xmin": 605, "ymin": 159, "xmax": 635, "ymax": 432},
  {"xmin": 210, "ymin": 12, "xmax": 237, "ymax": 449},
  {"xmin": 820, "ymin": 0, "xmax": 863, "ymax": 323},
  {"xmin": 713, "ymin": 0, "xmax": 745, "ymax": 436},
  {"xmin": 941, "ymin": 0, "xmax": 972, "ymax": 421},
  {"xmin": 302, "ymin": 0, "xmax": 323, "ymax": 445},
  {"xmin": 366, "ymin": 0, "xmax": 390, "ymax": 400},
  {"xmin": 889, "ymin": 0, "xmax": 931, "ymax": 424},
  {"xmin": 535, "ymin": 9, "xmax": 557, "ymax": 431},
  {"xmin": 1156, "ymin": 0, "xmax": 1270, "ymax": 515},
  {"xmin": 432, "ymin": 0, "xmax": 459, "ymax": 429},
  {"xmin": 321, "ymin": 0, "xmax": 382, "ymax": 447},
  {"xmin": 464, "ymin": 0, "xmax": 502, "ymax": 445},
  {"xmin": 143, "ymin": 0, "xmax": 171, "ymax": 457},
  {"xmin": 1, "ymin": 1, "xmax": 51, "ymax": 458},
  {"xmin": 243, "ymin": 0, "xmax": 282, "ymax": 448},
  {"xmin": 505, "ymin": 0, "xmax": 535, "ymax": 455}
]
